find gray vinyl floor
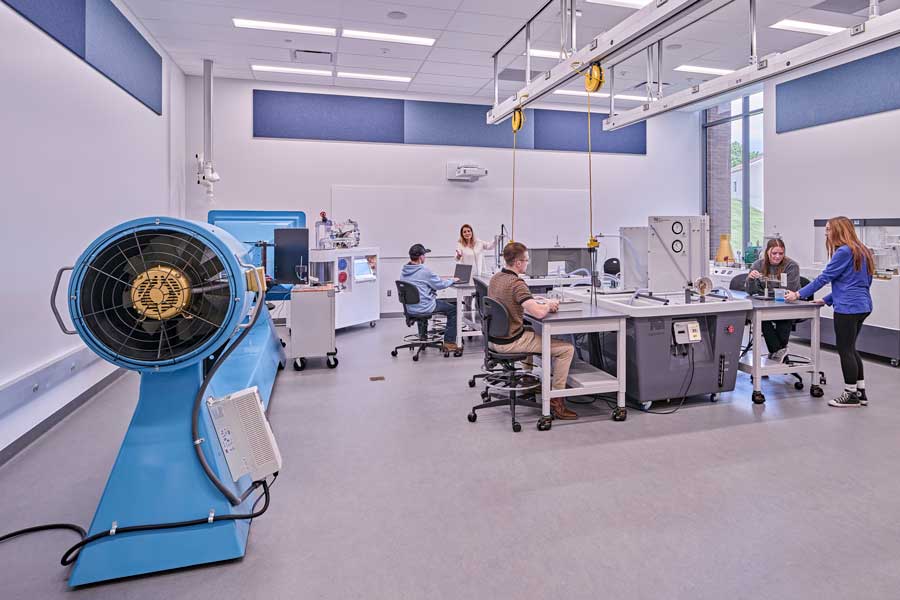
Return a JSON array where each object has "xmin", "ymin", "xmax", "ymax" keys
[{"xmin": 2, "ymin": 317, "xmax": 900, "ymax": 599}]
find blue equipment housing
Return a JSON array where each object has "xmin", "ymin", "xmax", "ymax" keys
[{"xmin": 60, "ymin": 216, "xmax": 285, "ymax": 587}]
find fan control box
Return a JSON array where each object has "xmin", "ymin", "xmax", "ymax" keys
[
  {"xmin": 207, "ymin": 386, "xmax": 282, "ymax": 482},
  {"xmin": 673, "ymin": 320, "xmax": 702, "ymax": 344}
]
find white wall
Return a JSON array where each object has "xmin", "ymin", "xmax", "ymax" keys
[
  {"xmin": 184, "ymin": 77, "xmax": 701, "ymax": 312},
  {"xmin": 764, "ymin": 37, "xmax": 900, "ymax": 267},
  {"xmin": 0, "ymin": 1, "xmax": 186, "ymax": 388}
]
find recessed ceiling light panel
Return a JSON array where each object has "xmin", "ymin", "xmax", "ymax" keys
[
  {"xmin": 341, "ymin": 29, "xmax": 435, "ymax": 46},
  {"xmin": 233, "ymin": 18, "xmax": 336, "ymax": 36}
]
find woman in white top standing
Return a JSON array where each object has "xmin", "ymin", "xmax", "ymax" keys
[{"xmin": 455, "ymin": 224, "xmax": 496, "ymax": 277}]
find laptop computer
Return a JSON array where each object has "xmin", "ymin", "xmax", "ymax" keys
[{"xmin": 452, "ymin": 263, "xmax": 473, "ymax": 285}]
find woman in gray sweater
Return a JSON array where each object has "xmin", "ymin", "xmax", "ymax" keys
[{"xmin": 745, "ymin": 238, "xmax": 801, "ymax": 362}]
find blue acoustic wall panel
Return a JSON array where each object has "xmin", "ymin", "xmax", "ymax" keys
[
  {"xmin": 403, "ymin": 101, "xmax": 535, "ymax": 149},
  {"xmin": 776, "ymin": 45, "xmax": 900, "ymax": 133},
  {"xmin": 84, "ymin": 0, "xmax": 162, "ymax": 114},
  {"xmin": 2, "ymin": 0, "xmax": 86, "ymax": 57},
  {"xmin": 253, "ymin": 90, "xmax": 405, "ymax": 143},
  {"xmin": 533, "ymin": 109, "xmax": 647, "ymax": 154}
]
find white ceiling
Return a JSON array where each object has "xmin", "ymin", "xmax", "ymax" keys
[{"xmin": 123, "ymin": 0, "xmax": 900, "ymax": 107}]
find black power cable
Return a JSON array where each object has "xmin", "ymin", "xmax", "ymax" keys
[
  {"xmin": 0, "ymin": 476, "xmax": 275, "ymax": 567},
  {"xmin": 192, "ymin": 282, "xmax": 267, "ymax": 507}
]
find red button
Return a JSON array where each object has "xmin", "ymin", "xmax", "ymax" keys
[
  {"xmin": 338, "ymin": 272, "xmax": 348, "ymax": 283},
  {"xmin": 726, "ymin": 325, "xmax": 735, "ymax": 334}
]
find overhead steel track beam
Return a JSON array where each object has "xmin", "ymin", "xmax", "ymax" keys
[
  {"xmin": 604, "ymin": 8, "xmax": 900, "ymax": 130},
  {"xmin": 486, "ymin": 0, "xmax": 733, "ymax": 125}
]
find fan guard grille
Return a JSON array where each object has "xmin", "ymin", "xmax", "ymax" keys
[{"xmin": 77, "ymin": 229, "xmax": 234, "ymax": 364}]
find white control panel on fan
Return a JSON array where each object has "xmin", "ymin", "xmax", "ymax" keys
[{"xmin": 673, "ymin": 320, "xmax": 702, "ymax": 344}]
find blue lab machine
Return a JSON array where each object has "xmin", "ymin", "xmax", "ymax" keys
[{"xmin": 51, "ymin": 216, "xmax": 285, "ymax": 586}]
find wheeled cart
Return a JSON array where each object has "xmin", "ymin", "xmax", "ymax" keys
[{"xmin": 289, "ymin": 284, "xmax": 338, "ymax": 371}]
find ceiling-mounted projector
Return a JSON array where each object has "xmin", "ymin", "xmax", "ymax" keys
[
  {"xmin": 446, "ymin": 161, "xmax": 488, "ymax": 182},
  {"xmin": 49, "ymin": 216, "xmax": 286, "ymax": 587}
]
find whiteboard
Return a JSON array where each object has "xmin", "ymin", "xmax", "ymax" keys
[{"xmin": 331, "ymin": 184, "xmax": 590, "ymax": 258}]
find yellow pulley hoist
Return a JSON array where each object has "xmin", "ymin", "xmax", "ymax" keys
[
  {"xmin": 583, "ymin": 63, "xmax": 604, "ymax": 249},
  {"xmin": 509, "ymin": 107, "xmax": 525, "ymax": 242}
]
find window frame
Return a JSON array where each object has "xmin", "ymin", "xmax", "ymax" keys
[{"xmin": 702, "ymin": 95, "xmax": 764, "ymax": 254}]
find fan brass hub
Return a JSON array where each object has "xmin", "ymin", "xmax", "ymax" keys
[{"xmin": 131, "ymin": 266, "xmax": 191, "ymax": 320}]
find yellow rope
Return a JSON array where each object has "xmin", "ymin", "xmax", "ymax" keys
[
  {"xmin": 587, "ymin": 90, "xmax": 593, "ymax": 242},
  {"xmin": 511, "ymin": 127, "xmax": 517, "ymax": 242}
]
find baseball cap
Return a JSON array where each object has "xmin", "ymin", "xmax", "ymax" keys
[{"xmin": 408, "ymin": 244, "xmax": 431, "ymax": 259}]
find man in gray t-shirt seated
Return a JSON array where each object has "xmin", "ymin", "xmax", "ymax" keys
[{"xmin": 745, "ymin": 239, "xmax": 801, "ymax": 362}]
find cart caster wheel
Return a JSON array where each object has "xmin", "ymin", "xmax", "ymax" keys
[
  {"xmin": 612, "ymin": 407, "xmax": 627, "ymax": 421},
  {"xmin": 280, "ymin": 340, "xmax": 286, "ymax": 348},
  {"xmin": 293, "ymin": 358, "xmax": 306, "ymax": 371},
  {"xmin": 278, "ymin": 360, "xmax": 286, "ymax": 371},
  {"xmin": 468, "ymin": 378, "xmax": 476, "ymax": 388},
  {"xmin": 412, "ymin": 354, "xmax": 420, "ymax": 362},
  {"xmin": 467, "ymin": 412, "xmax": 477, "ymax": 423},
  {"xmin": 537, "ymin": 417, "xmax": 552, "ymax": 431},
  {"xmin": 512, "ymin": 422, "xmax": 522, "ymax": 433},
  {"xmin": 391, "ymin": 350, "xmax": 398, "ymax": 357},
  {"xmin": 810, "ymin": 385, "xmax": 824, "ymax": 398},
  {"xmin": 481, "ymin": 390, "xmax": 490, "ymax": 401},
  {"xmin": 443, "ymin": 352, "xmax": 450, "ymax": 358},
  {"xmin": 454, "ymin": 350, "xmax": 463, "ymax": 357},
  {"xmin": 794, "ymin": 381, "xmax": 804, "ymax": 391},
  {"xmin": 819, "ymin": 375, "xmax": 827, "ymax": 385},
  {"xmin": 326, "ymin": 356, "xmax": 338, "ymax": 369},
  {"xmin": 752, "ymin": 391, "xmax": 766, "ymax": 404},
  {"xmin": 892, "ymin": 359, "xmax": 899, "ymax": 368},
  {"xmin": 370, "ymin": 321, "xmax": 376, "ymax": 328},
  {"xmin": 640, "ymin": 401, "xmax": 653, "ymax": 411},
  {"xmin": 709, "ymin": 394, "xmax": 718, "ymax": 403}
]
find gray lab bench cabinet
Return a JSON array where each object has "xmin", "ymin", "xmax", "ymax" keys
[{"xmin": 289, "ymin": 284, "xmax": 338, "ymax": 371}]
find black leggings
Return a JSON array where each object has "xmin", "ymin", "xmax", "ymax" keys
[
  {"xmin": 833, "ymin": 312, "xmax": 869, "ymax": 386},
  {"xmin": 761, "ymin": 320, "xmax": 793, "ymax": 354}
]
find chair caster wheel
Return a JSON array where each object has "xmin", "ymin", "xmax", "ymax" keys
[
  {"xmin": 481, "ymin": 390, "xmax": 490, "ymax": 400},
  {"xmin": 413, "ymin": 355, "xmax": 420, "ymax": 362},
  {"xmin": 810, "ymin": 385, "xmax": 824, "ymax": 398},
  {"xmin": 293, "ymin": 358, "xmax": 306, "ymax": 371},
  {"xmin": 752, "ymin": 391, "xmax": 766, "ymax": 404},
  {"xmin": 640, "ymin": 401, "xmax": 652, "ymax": 411},
  {"xmin": 370, "ymin": 321, "xmax": 377, "ymax": 328},
  {"xmin": 468, "ymin": 379, "xmax": 476, "ymax": 388},
  {"xmin": 280, "ymin": 340, "xmax": 286, "ymax": 348},
  {"xmin": 278, "ymin": 360, "xmax": 285, "ymax": 371},
  {"xmin": 512, "ymin": 422, "xmax": 522, "ymax": 433},
  {"xmin": 454, "ymin": 350, "xmax": 463, "ymax": 357},
  {"xmin": 709, "ymin": 394, "xmax": 718, "ymax": 403},
  {"xmin": 467, "ymin": 412, "xmax": 477, "ymax": 423},
  {"xmin": 537, "ymin": 416, "xmax": 552, "ymax": 431},
  {"xmin": 794, "ymin": 381, "xmax": 804, "ymax": 390},
  {"xmin": 612, "ymin": 407, "xmax": 627, "ymax": 421},
  {"xmin": 326, "ymin": 356, "xmax": 338, "ymax": 369},
  {"xmin": 391, "ymin": 350, "xmax": 398, "ymax": 357},
  {"xmin": 819, "ymin": 375, "xmax": 827, "ymax": 385}
]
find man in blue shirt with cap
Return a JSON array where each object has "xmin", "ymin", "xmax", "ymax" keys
[{"xmin": 400, "ymin": 243, "xmax": 460, "ymax": 353}]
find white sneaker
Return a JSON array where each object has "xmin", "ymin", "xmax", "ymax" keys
[{"xmin": 769, "ymin": 347, "xmax": 788, "ymax": 363}]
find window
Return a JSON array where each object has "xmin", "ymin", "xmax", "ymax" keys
[{"xmin": 704, "ymin": 92, "xmax": 764, "ymax": 264}]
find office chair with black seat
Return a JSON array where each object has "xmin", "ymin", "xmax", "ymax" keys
[
  {"xmin": 603, "ymin": 258, "xmax": 621, "ymax": 276},
  {"xmin": 466, "ymin": 297, "xmax": 542, "ymax": 433},
  {"xmin": 390, "ymin": 280, "xmax": 448, "ymax": 361}
]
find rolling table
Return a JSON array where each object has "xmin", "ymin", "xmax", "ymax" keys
[
  {"xmin": 733, "ymin": 292, "xmax": 825, "ymax": 404},
  {"xmin": 525, "ymin": 305, "xmax": 628, "ymax": 429}
]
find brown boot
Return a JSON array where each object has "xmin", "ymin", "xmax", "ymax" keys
[
  {"xmin": 442, "ymin": 342, "xmax": 460, "ymax": 353},
  {"xmin": 550, "ymin": 398, "xmax": 578, "ymax": 420}
]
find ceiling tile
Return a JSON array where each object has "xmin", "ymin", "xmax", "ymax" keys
[
  {"xmin": 426, "ymin": 47, "xmax": 494, "ymax": 67},
  {"xmin": 418, "ymin": 60, "xmax": 494, "ymax": 79},
  {"xmin": 337, "ymin": 34, "xmax": 434, "ymax": 60},
  {"xmin": 412, "ymin": 72, "xmax": 490, "ymax": 88},
  {"xmin": 456, "ymin": 0, "xmax": 549, "ymax": 19},
  {"xmin": 336, "ymin": 53, "xmax": 423, "ymax": 72},
  {"xmin": 445, "ymin": 11, "xmax": 524, "ymax": 37},
  {"xmin": 434, "ymin": 31, "xmax": 508, "ymax": 52},
  {"xmin": 339, "ymin": 0, "xmax": 455, "ymax": 29}
]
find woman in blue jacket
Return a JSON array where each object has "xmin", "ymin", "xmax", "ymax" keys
[{"xmin": 786, "ymin": 217, "xmax": 874, "ymax": 407}]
